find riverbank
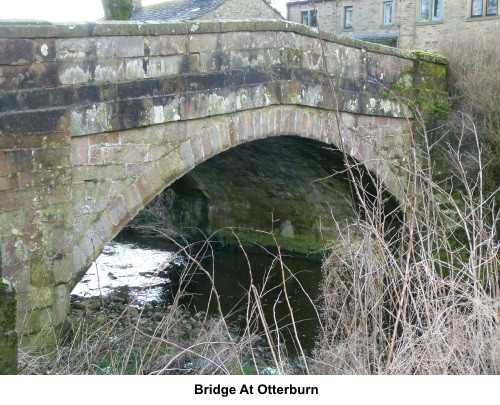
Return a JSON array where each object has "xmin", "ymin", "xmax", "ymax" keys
[{"xmin": 19, "ymin": 292, "xmax": 311, "ymax": 375}]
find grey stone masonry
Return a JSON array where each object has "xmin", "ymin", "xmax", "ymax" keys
[{"xmin": 0, "ymin": 19, "xmax": 447, "ymax": 353}]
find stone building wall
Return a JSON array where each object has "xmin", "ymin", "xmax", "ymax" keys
[
  {"xmin": 287, "ymin": 0, "xmax": 337, "ymax": 31},
  {"xmin": 287, "ymin": 0, "xmax": 500, "ymax": 52},
  {"xmin": 204, "ymin": 0, "xmax": 283, "ymax": 20}
]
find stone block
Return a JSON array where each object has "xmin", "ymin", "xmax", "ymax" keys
[
  {"xmin": 94, "ymin": 37, "xmax": 114, "ymax": 58},
  {"xmin": 0, "ymin": 109, "xmax": 68, "ymax": 136},
  {"xmin": 0, "ymin": 190, "xmax": 36, "ymax": 211},
  {"xmin": 30, "ymin": 261, "xmax": 55, "ymax": 288},
  {"xmin": 51, "ymin": 254, "xmax": 73, "ymax": 284},
  {"xmin": 18, "ymin": 305, "xmax": 54, "ymax": 335},
  {"xmin": 114, "ymin": 36, "xmax": 144, "ymax": 58},
  {"xmin": 57, "ymin": 37, "xmax": 96, "ymax": 60},
  {"xmin": 147, "ymin": 22, "xmax": 188, "ymax": 36},
  {"xmin": 134, "ymin": 164, "xmax": 163, "ymax": 206},
  {"xmin": 208, "ymin": 125, "xmax": 223, "ymax": 155},
  {"xmin": 58, "ymin": 60, "xmax": 93, "ymax": 85},
  {"xmin": 33, "ymin": 147, "xmax": 72, "ymax": 170},
  {"xmin": 0, "ymin": 21, "xmax": 57, "ymax": 39},
  {"xmin": 0, "ymin": 149, "xmax": 32, "ymax": 173},
  {"xmin": 121, "ymin": 183, "xmax": 144, "ymax": 218},
  {"xmin": 117, "ymin": 78, "xmax": 160, "ymax": 99},
  {"xmin": 92, "ymin": 59, "xmax": 125, "ymax": 83},
  {"xmin": 90, "ymin": 144, "xmax": 147, "ymax": 165},
  {"xmin": 123, "ymin": 58, "xmax": 146, "ymax": 80},
  {"xmin": 156, "ymin": 150, "xmax": 185, "ymax": 185},
  {"xmin": 254, "ymin": 31, "xmax": 278, "ymax": 49},
  {"xmin": 188, "ymin": 21, "xmax": 220, "ymax": 34},
  {"xmin": 54, "ymin": 22, "xmax": 91, "ymax": 38},
  {"xmin": 71, "ymin": 136, "xmax": 89, "ymax": 166},
  {"xmin": 159, "ymin": 35, "xmax": 187, "ymax": 55},
  {"xmin": 220, "ymin": 20, "xmax": 255, "ymax": 33},
  {"xmin": 70, "ymin": 103, "xmax": 112, "ymax": 136},
  {"xmin": 52, "ymin": 283, "xmax": 70, "ymax": 326},
  {"xmin": 189, "ymin": 33, "xmax": 219, "ymax": 54},
  {"xmin": 110, "ymin": 98, "xmax": 152, "ymax": 131},
  {"xmin": 253, "ymin": 20, "xmax": 288, "ymax": 32},
  {"xmin": 0, "ymin": 38, "xmax": 36, "ymax": 65},
  {"xmin": 17, "ymin": 169, "xmax": 71, "ymax": 190},
  {"xmin": 0, "ymin": 62, "xmax": 58, "ymax": 91},
  {"xmin": 92, "ymin": 21, "xmax": 149, "ymax": 37},
  {"xmin": 0, "ymin": 175, "xmax": 18, "ymax": 192},
  {"xmin": 147, "ymin": 55, "xmax": 184, "ymax": 78},
  {"xmin": 200, "ymin": 131, "xmax": 214, "ymax": 160}
]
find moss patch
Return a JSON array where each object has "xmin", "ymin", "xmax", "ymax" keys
[{"xmin": 0, "ymin": 281, "xmax": 18, "ymax": 374}]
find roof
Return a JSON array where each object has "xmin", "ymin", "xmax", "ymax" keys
[{"xmin": 131, "ymin": 0, "xmax": 229, "ymax": 21}]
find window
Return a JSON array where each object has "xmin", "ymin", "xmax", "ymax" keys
[
  {"xmin": 383, "ymin": 1, "xmax": 394, "ymax": 25},
  {"xmin": 472, "ymin": 0, "xmax": 498, "ymax": 17},
  {"xmin": 301, "ymin": 10, "xmax": 318, "ymax": 27},
  {"xmin": 301, "ymin": 10, "xmax": 309, "ymax": 26},
  {"xmin": 420, "ymin": 0, "xmax": 443, "ymax": 22},
  {"xmin": 310, "ymin": 10, "xmax": 318, "ymax": 27},
  {"xmin": 488, "ymin": 0, "xmax": 499, "ymax": 15},
  {"xmin": 345, "ymin": 6, "xmax": 353, "ymax": 29}
]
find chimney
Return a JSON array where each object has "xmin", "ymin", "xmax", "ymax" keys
[{"xmin": 133, "ymin": 0, "xmax": 142, "ymax": 9}]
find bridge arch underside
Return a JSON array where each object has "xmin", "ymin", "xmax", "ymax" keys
[
  {"xmin": 133, "ymin": 135, "xmax": 357, "ymax": 255},
  {"xmin": 72, "ymin": 105, "xmax": 409, "ymax": 291}
]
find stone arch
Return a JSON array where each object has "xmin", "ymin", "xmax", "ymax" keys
[{"xmin": 71, "ymin": 104, "xmax": 410, "ymax": 288}]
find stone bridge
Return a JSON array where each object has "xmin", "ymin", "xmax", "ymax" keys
[{"xmin": 0, "ymin": 18, "xmax": 447, "ymax": 355}]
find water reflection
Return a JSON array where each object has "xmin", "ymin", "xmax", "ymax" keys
[
  {"xmin": 71, "ymin": 240, "xmax": 183, "ymax": 305},
  {"xmin": 71, "ymin": 234, "xmax": 323, "ymax": 354}
]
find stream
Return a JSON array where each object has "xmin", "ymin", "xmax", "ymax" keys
[{"xmin": 70, "ymin": 232, "xmax": 324, "ymax": 357}]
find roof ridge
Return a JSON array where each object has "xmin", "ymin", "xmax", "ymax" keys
[{"xmin": 131, "ymin": 0, "xmax": 229, "ymax": 21}]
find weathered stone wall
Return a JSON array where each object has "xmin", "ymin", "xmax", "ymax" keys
[
  {"xmin": 0, "ymin": 21, "xmax": 73, "ymax": 348},
  {"xmin": 0, "ymin": 19, "xmax": 446, "ymax": 348},
  {"xmin": 203, "ymin": 0, "xmax": 283, "ymax": 20},
  {"xmin": 287, "ymin": 0, "xmax": 500, "ymax": 52}
]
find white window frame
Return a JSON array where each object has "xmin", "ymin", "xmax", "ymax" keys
[
  {"xmin": 344, "ymin": 6, "xmax": 353, "ymax": 29},
  {"xmin": 472, "ymin": 0, "xmax": 498, "ymax": 17},
  {"xmin": 301, "ymin": 10, "xmax": 309, "ymax": 26},
  {"xmin": 383, "ymin": 1, "xmax": 394, "ymax": 25},
  {"xmin": 419, "ymin": 0, "xmax": 443, "ymax": 22},
  {"xmin": 301, "ymin": 10, "xmax": 318, "ymax": 27}
]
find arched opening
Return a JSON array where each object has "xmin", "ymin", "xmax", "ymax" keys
[{"xmin": 69, "ymin": 135, "xmax": 401, "ymax": 373}]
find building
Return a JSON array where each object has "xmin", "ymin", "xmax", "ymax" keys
[
  {"xmin": 130, "ymin": 0, "xmax": 283, "ymax": 21},
  {"xmin": 286, "ymin": 0, "xmax": 500, "ymax": 52}
]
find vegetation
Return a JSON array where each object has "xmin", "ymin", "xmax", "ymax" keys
[
  {"xmin": 101, "ymin": 0, "xmax": 134, "ymax": 20},
  {"xmin": 312, "ymin": 122, "xmax": 499, "ymax": 374}
]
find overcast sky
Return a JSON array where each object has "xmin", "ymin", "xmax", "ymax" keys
[{"xmin": 1, "ymin": 0, "xmax": 288, "ymax": 22}]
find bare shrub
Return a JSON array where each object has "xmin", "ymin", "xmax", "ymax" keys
[
  {"xmin": 439, "ymin": 32, "xmax": 500, "ymax": 190},
  {"xmin": 312, "ymin": 121, "xmax": 500, "ymax": 375}
]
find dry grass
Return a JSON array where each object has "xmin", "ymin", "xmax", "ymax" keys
[
  {"xmin": 311, "ymin": 121, "xmax": 500, "ymax": 374},
  {"xmin": 18, "ymin": 231, "xmax": 302, "ymax": 375},
  {"xmin": 440, "ymin": 32, "xmax": 500, "ymax": 190}
]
